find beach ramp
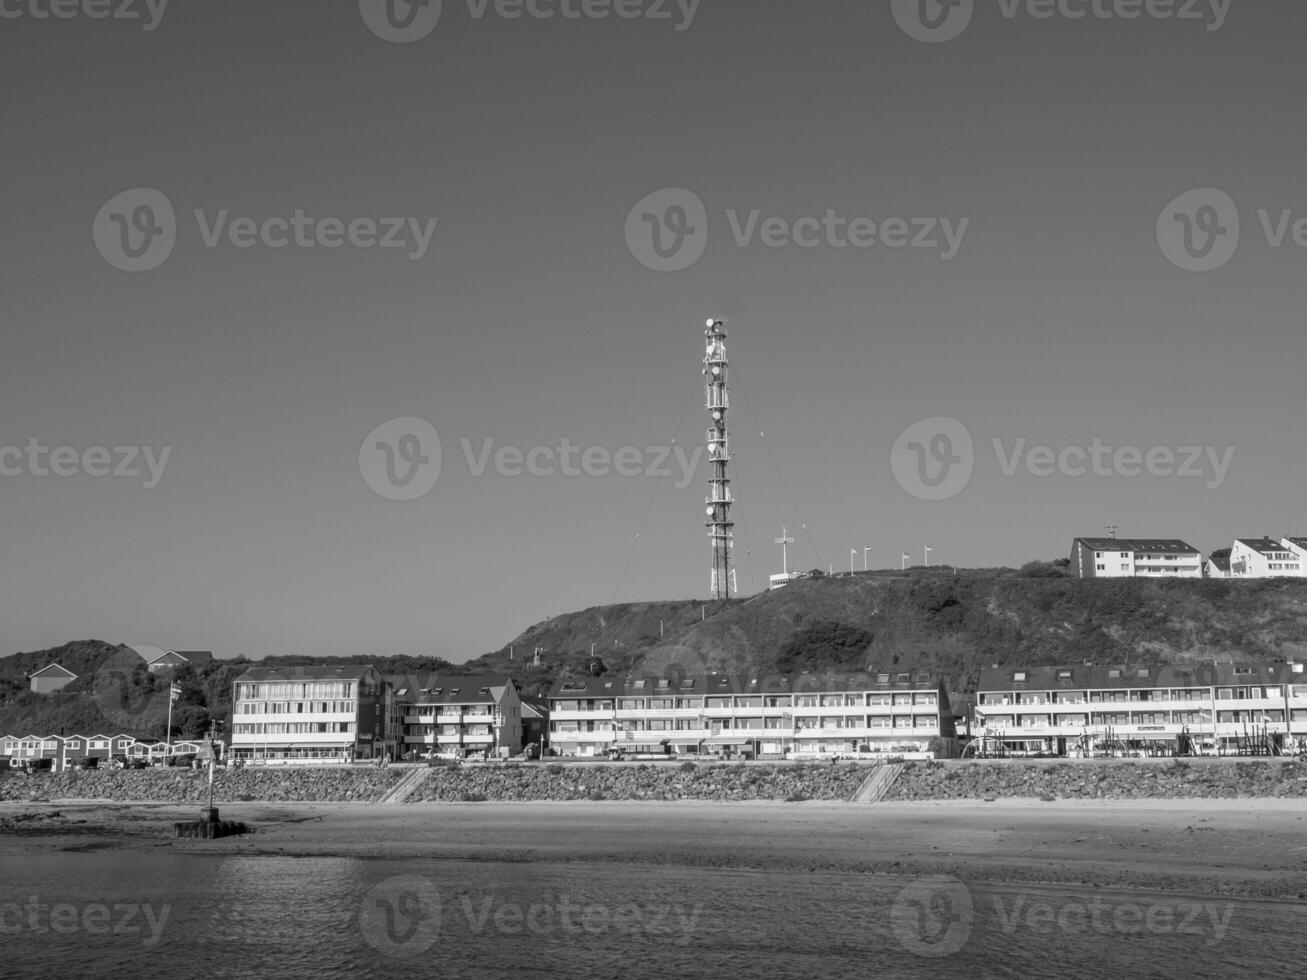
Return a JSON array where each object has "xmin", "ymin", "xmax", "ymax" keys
[
  {"xmin": 375, "ymin": 766, "xmax": 430, "ymax": 804},
  {"xmin": 851, "ymin": 762, "xmax": 905, "ymax": 803}
]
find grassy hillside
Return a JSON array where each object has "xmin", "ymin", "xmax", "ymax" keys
[
  {"xmin": 7, "ymin": 568, "xmax": 1307, "ymax": 735},
  {"xmin": 466, "ymin": 568, "xmax": 1307, "ymax": 694}
]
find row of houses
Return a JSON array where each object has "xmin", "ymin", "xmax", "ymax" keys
[
  {"xmin": 974, "ymin": 660, "xmax": 1307, "ymax": 756},
  {"xmin": 1070, "ymin": 536, "xmax": 1307, "ymax": 579},
  {"xmin": 544, "ymin": 671, "xmax": 957, "ymax": 758},
  {"xmin": 0, "ymin": 733, "xmax": 212, "ymax": 771}
]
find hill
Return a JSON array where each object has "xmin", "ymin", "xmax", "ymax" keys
[
  {"xmin": 7, "ymin": 568, "xmax": 1307, "ymax": 736},
  {"xmin": 464, "ymin": 568, "xmax": 1307, "ymax": 694}
]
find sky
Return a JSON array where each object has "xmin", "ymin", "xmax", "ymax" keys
[{"xmin": 2, "ymin": 0, "xmax": 1304, "ymax": 662}]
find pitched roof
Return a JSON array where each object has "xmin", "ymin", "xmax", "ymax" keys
[
  {"xmin": 235, "ymin": 664, "xmax": 379, "ymax": 683},
  {"xmin": 1073, "ymin": 538, "xmax": 1200, "ymax": 554},
  {"xmin": 978, "ymin": 661, "xmax": 1291, "ymax": 693},
  {"xmin": 384, "ymin": 674, "xmax": 513, "ymax": 705},
  {"xmin": 1207, "ymin": 553, "xmax": 1231, "ymax": 572},
  {"xmin": 547, "ymin": 670, "xmax": 944, "ymax": 700},
  {"xmin": 1285, "ymin": 537, "xmax": 1307, "ymax": 552},
  {"xmin": 1235, "ymin": 538, "xmax": 1287, "ymax": 555},
  {"xmin": 29, "ymin": 663, "xmax": 76, "ymax": 678}
]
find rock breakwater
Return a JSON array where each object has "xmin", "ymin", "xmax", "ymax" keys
[{"xmin": 885, "ymin": 758, "xmax": 1307, "ymax": 800}]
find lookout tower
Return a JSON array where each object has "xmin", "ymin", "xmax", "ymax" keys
[{"xmin": 703, "ymin": 318, "xmax": 736, "ymax": 599}]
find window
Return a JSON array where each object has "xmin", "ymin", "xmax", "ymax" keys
[
  {"xmin": 680, "ymin": 679, "xmax": 695, "ymax": 689},
  {"xmin": 1136, "ymin": 668, "xmax": 1150, "ymax": 678},
  {"xmin": 1107, "ymin": 669, "xmax": 1122, "ymax": 679},
  {"xmin": 1056, "ymin": 669, "xmax": 1072, "ymax": 680},
  {"xmin": 1013, "ymin": 671, "xmax": 1027, "ymax": 682}
]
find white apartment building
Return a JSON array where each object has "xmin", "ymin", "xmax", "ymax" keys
[
  {"xmin": 547, "ymin": 671, "xmax": 955, "ymax": 758},
  {"xmin": 976, "ymin": 661, "xmax": 1307, "ymax": 756},
  {"xmin": 230, "ymin": 664, "xmax": 391, "ymax": 763},
  {"xmin": 385, "ymin": 673, "xmax": 522, "ymax": 759},
  {"xmin": 1070, "ymin": 538, "xmax": 1203, "ymax": 579},
  {"xmin": 1229, "ymin": 538, "xmax": 1305, "ymax": 578}
]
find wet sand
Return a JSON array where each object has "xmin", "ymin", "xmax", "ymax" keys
[{"xmin": 5, "ymin": 798, "xmax": 1307, "ymax": 901}]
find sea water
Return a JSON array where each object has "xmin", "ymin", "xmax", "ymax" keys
[{"xmin": 3, "ymin": 850, "xmax": 1303, "ymax": 979}]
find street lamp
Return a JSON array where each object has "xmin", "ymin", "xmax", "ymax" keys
[
  {"xmin": 863, "ymin": 547, "xmax": 871, "ymax": 572},
  {"xmin": 924, "ymin": 545, "xmax": 933, "ymax": 567},
  {"xmin": 901, "ymin": 552, "xmax": 909, "ymax": 571}
]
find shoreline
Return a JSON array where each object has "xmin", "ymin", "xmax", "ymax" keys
[{"xmin": 6, "ymin": 797, "xmax": 1307, "ymax": 902}]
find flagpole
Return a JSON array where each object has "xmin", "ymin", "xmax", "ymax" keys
[{"xmin": 166, "ymin": 681, "xmax": 180, "ymax": 755}]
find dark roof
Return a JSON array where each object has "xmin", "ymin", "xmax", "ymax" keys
[
  {"xmin": 1073, "ymin": 538, "xmax": 1200, "ymax": 554},
  {"xmin": 978, "ymin": 661, "xmax": 1293, "ymax": 693},
  {"xmin": 1236, "ymin": 538, "xmax": 1288, "ymax": 555},
  {"xmin": 384, "ymin": 674, "xmax": 513, "ymax": 705},
  {"xmin": 548, "ymin": 671, "xmax": 945, "ymax": 700},
  {"xmin": 235, "ymin": 664, "xmax": 379, "ymax": 683},
  {"xmin": 172, "ymin": 650, "xmax": 213, "ymax": 664},
  {"xmin": 1207, "ymin": 553, "xmax": 1232, "ymax": 572},
  {"xmin": 1286, "ymin": 538, "xmax": 1307, "ymax": 551}
]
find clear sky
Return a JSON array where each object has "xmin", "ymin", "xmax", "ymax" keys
[{"xmin": 2, "ymin": 0, "xmax": 1304, "ymax": 661}]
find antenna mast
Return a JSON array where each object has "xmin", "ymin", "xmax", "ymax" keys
[{"xmin": 704, "ymin": 317, "xmax": 736, "ymax": 600}]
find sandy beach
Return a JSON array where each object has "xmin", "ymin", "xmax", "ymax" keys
[{"xmin": 6, "ymin": 797, "xmax": 1307, "ymax": 901}]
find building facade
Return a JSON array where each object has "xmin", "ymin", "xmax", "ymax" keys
[
  {"xmin": 547, "ymin": 671, "xmax": 955, "ymax": 758},
  {"xmin": 1070, "ymin": 538, "xmax": 1203, "ymax": 579},
  {"xmin": 386, "ymin": 674, "xmax": 523, "ymax": 759},
  {"xmin": 1229, "ymin": 538, "xmax": 1305, "ymax": 578},
  {"xmin": 28, "ymin": 663, "xmax": 77, "ymax": 693},
  {"xmin": 230, "ymin": 664, "xmax": 390, "ymax": 763},
  {"xmin": 975, "ymin": 661, "xmax": 1307, "ymax": 756}
]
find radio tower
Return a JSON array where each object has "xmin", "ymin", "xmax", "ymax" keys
[{"xmin": 703, "ymin": 317, "xmax": 736, "ymax": 599}]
